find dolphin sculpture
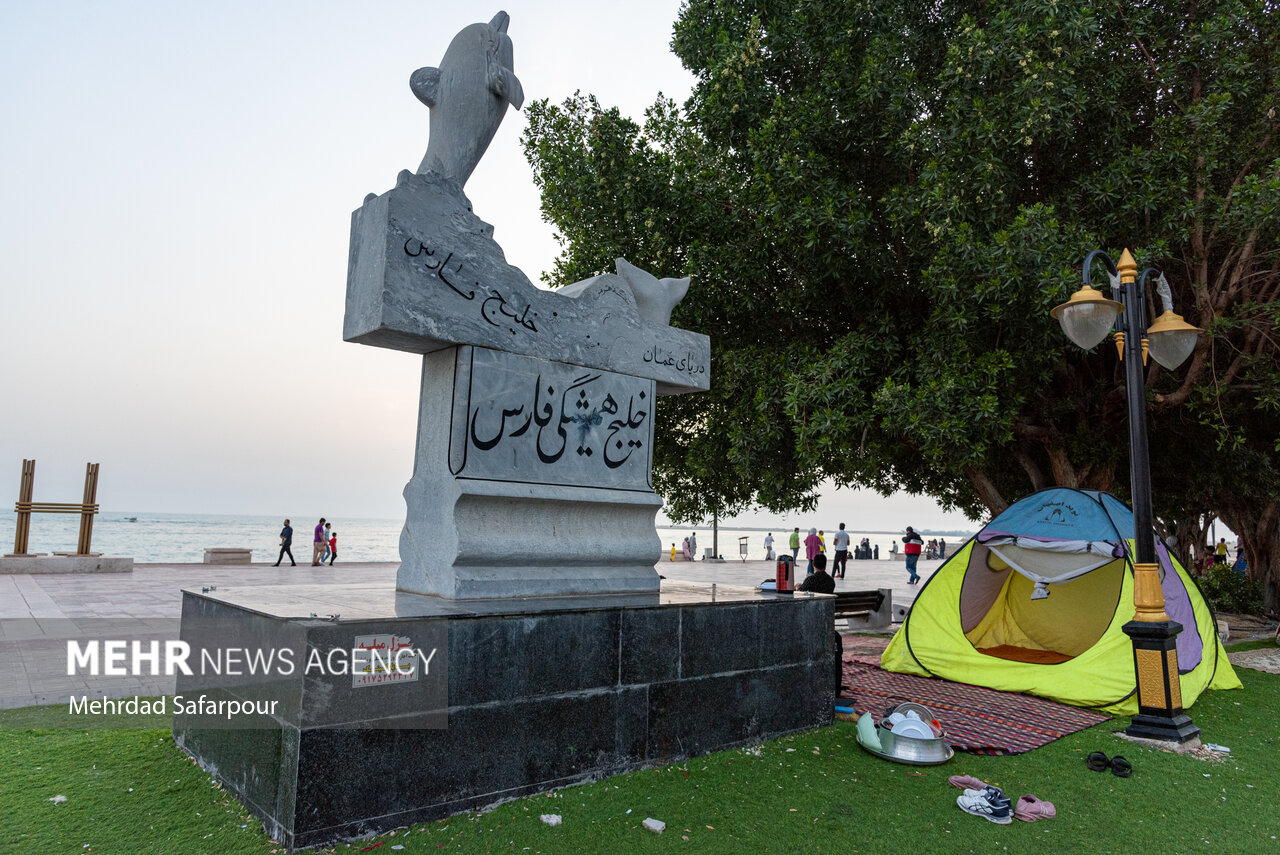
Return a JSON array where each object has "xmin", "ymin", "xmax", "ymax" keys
[{"xmin": 410, "ymin": 11, "xmax": 525, "ymax": 188}]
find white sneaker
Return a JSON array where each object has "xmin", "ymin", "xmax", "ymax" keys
[{"xmin": 957, "ymin": 789, "xmax": 1014, "ymax": 824}]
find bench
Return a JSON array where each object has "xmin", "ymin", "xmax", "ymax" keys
[
  {"xmin": 832, "ymin": 588, "xmax": 892, "ymax": 630},
  {"xmin": 203, "ymin": 548, "xmax": 253, "ymax": 565}
]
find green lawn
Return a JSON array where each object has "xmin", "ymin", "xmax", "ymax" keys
[{"xmin": 3, "ymin": 649, "xmax": 1277, "ymax": 855}]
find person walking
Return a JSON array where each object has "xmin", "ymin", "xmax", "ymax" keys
[
  {"xmin": 763, "ymin": 532, "xmax": 775, "ymax": 560},
  {"xmin": 320, "ymin": 522, "xmax": 333, "ymax": 564},
  {"xmin": 804, "ymin": 527, "xmax": 822, "ymax": 575},
  {"xmin": 939, "ymin": 538, "xmax": 947, "ymax": 560},
  {"xmin": 832, "ymin": 523, "xmax": 850, "ymax": 579},
  {"xmin": 789, "ymin": 527, "xmax": 801, "ymax": 562},
  {"xmin": 274, "ymin": 519, "xmax": 295, "ymax": 567},
  {"xmin": 327, "ymin": 529, "xmax": 338, "ymax": 566},
  {"xmin": 690, "ymin": 532, "xmax": 698, "ymax": 560},
  {"xmin": 902, "ymin": 526, "xmax": 924, "ymax": 584},
  {"xmin": 1215, "ymin": 538, "xmax": 1229, "ymax": 565},
  {"xmin": 312, "ymin": 518, "xmax": 327, "ymax": 566}
]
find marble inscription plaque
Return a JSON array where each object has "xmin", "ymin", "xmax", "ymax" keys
[{"xmin": 449, "ymin": 347, "xmax": 654, "ymax": 491}]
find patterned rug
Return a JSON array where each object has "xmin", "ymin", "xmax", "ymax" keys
[
  {"xmin": 1228, "ymin": 647, "xmax": 1280, "ymax": 674},
  {"xmin": 841, "ymin": 633, "xmax": 894, "ymax": 665},
  {"xmin": 838, "ymin": 634, "xmax": 1110, "ymax": 755}
]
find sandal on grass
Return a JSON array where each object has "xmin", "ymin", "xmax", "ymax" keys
[
  {"xmin": 1014, "ymin": 794, "xmax": 1057, "ymax": 821},
  {"xmin": 948, "ymin": 775, "xmax": 989, "ymax": 790},
  {"xmin": 1086, "ymin": 751, "xmax": 1132, "ymax": 777}
]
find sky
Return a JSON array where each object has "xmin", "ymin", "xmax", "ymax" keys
[{"xmin": 0, "ymin": 1, "xmax": 980, "ymax": 533}]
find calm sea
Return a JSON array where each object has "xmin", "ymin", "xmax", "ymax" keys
[{"xmin": 0, "ymin": 512, "xmax": 949, "ymax": 564}]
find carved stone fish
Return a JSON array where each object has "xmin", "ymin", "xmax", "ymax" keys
[
  {"xmin": 410, "ymin": 11, "xmax": 525, "ymax": 187},
  {"xmin": 614, "ymin": 258, "xmax": 690, "ymax": 326}
]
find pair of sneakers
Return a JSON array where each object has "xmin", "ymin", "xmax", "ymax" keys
[{"xmin": 956, "ymin": 785, "xmax": 1014, "ymax": 825}]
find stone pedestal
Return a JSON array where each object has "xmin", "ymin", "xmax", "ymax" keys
[
  {"xmin": 173, "ymin": 581, "xmax": 835, "ymax": 850},
  {"xmin": 399, "ymin": 346, "xmax": 663, "ymax": 598},
  {"xmin": 0, "ymin": 555, "xmax": 132, "ymax": 574},
  {"xmin": 343, "ymin": 169, "xmax": 710, "ymax": 600}
]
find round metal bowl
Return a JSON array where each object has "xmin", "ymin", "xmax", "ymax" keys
[{"xmin": 861, "ymin": 728, "xmax": 954, "ymax": 765}]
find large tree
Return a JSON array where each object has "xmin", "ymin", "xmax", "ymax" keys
[{"xmin": 522, "ymin": 0, "xmax": 1280, "ymax": 607}]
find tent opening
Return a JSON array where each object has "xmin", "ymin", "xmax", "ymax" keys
[{"xmin": 959, "ymin": 542, "xmax": 1125, "ymax": 664}]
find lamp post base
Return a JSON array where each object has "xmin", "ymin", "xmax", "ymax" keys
[
  {"xmin": 1122, "ymin": 618, "xmax": 1201, "ymax": 745},
  {"xmin": 1124, "ymin": 712, "xmax": 1201, "ymax": 744}
]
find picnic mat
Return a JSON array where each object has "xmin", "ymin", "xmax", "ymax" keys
[
  {"xmin": 1228, "ymin": 647, "xmax": 1280, "ymax": 674},
  {"xmin": 841, "ymin": 633, "xmax": 894, "ymax": 665},
  {"xmin": 838, "ymin": 635, "xmax": 1110, "ymax": 755}
]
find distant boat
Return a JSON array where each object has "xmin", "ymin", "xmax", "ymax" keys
[{"xmin": 122, "ymin": 517, "xmax": 137, "ymax": 522}]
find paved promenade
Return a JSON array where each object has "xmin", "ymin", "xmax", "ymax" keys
[{"xmin": 0, "ymin": 557, "xmax": 941, "ymax": 709}]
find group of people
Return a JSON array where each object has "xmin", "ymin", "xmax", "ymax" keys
[
  {"xmin": 760, "ymin": 523, "xmax": 940, "ymax": 589},
  {"xmin": 273, "ymin": 518, "xmax": 338, "ymax": 567},
  {"xmin": 778, "ymin": 523, "xmax": 857, "ymax": 582},
  {"xmin": 1213, "ymin": 537, "xmax": 1248, "ymax": 576}
]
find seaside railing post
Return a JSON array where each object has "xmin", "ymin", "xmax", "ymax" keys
[
  {"xmin": 76, "ymin": 462, "xmax": 99, "ymax": 555},
  {"xmin": 12, "ymin": 458, "xmax": 35, "ymax": 555}
]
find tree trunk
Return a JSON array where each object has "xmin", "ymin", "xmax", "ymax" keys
[
  {"xmin": 1219, "ymin": 500, "xmax": 1280, "ymax": 616},
  {"xmin": 1166, "ymin": 513, "xmax": 1214, "ymax": 576},
  {"xmin": 964, "ymin": 465, "xmax": 1008, "ymax": 517}
]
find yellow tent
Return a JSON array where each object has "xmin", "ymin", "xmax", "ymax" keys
[{"xmin": 881, "ymin": 489, "xmax": 1240, "ymax": 714}]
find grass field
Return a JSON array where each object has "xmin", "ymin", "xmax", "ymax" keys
[{"xmin": 2, "ymin": 643, "xmax": 1277, "ymax": 855}]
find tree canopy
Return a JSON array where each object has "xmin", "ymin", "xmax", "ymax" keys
[{"xmin": 522, "ymin": 0, "xmax": 1280, "ymax": 604}]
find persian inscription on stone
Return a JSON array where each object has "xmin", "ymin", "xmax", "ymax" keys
[
  {"xmin": 449, "ymin": 347, "xmax": 654, "ymax": 491},
  {"xmin": 403, "ymin": 237, "xmax": 542, "ymax": 335}
]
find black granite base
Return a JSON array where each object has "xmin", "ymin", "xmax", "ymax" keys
[{"xmin": 172, "ymin": 582, "xmax": 834, "ymax": 850}]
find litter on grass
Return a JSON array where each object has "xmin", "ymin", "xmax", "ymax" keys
[
  {"xmin": 643, "ymin": 818, "xmax": 666, "ymax": 834},
  {"xmin": 539, "ymin": 814, "xmax": 562, "ymax": 826}
]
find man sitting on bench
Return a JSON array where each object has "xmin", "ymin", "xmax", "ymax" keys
[{"xmin": 799, "ymin": 553, "xmax": 835, "ymax": 594}]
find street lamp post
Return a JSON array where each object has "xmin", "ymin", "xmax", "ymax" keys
[{"xmin": 1051, "ymin": 248, "xmax": 1203, "ymax": 744}]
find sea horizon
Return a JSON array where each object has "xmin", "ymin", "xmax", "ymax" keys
[{"xmin": 0, "ymin": 510, "xmax": 973, "ymax": 564}]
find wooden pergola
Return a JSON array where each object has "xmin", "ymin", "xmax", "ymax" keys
[{"xmin": 9, "ymin": 459, "xmax": 100, "ymax": 556}]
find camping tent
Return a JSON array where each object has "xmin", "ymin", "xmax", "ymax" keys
[{"xmin": 880, "ymin": 488, "xmax": 1241, "ymax": 714}]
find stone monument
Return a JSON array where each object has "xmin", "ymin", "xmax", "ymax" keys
[
  {"xmin": 174, "ymin": 14, "xmax": 832, "ymax": 848},
  {"xmin": 344, "ymin": 9, "xmax": 708, "ymax": 599}
]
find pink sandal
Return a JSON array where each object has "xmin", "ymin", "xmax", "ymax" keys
[
  {"xmin": 1014, "ymin": 795, "xmax": 1057, "ymax": 822},
  {"xmin": 948, "ymin": 775, "xmax": 989, "ymax": 790}
]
